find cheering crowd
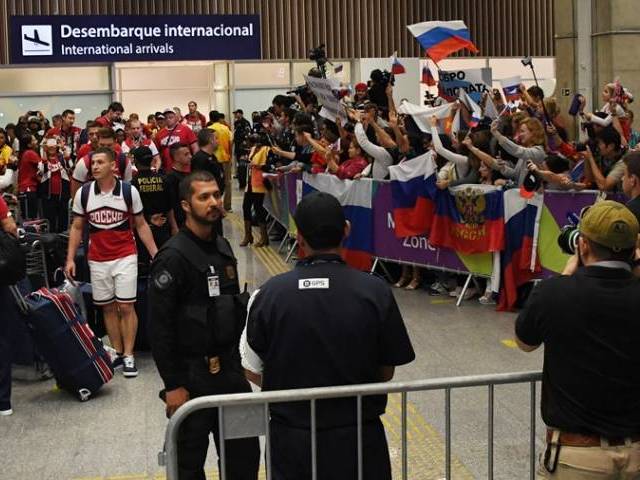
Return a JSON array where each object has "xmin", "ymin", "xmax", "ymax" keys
[{"xmin": 2, "ymin": 69, "xmax": 640, "ymax": 302}]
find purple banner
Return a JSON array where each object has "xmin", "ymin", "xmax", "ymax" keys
[{"xmin": 372, "ymin": 183, "xmax": 493, "ymax": 275}]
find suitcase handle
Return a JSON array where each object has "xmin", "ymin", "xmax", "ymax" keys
[
  {"xmin": 54, "ymin": 267, "xmax": 76, "ymax": 287},
  {"xmin": 8, "ymin": 284, "xmax": 29, "ymax": 315}
]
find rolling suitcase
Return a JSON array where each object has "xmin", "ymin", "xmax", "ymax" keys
[{"xmin": 9, "ymin": 286, "xmax": 114, "ymax": 401}]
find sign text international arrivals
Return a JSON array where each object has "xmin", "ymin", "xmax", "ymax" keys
[{"xmin": 10, "ymin": 15, "xmax": 261, "ymax": 63}]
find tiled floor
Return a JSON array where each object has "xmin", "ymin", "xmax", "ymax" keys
[{"xmin": 0, "ymin": 192, "xmax": 544, "ymax": 480}]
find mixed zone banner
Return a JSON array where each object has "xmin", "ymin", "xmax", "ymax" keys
[{"xmin": 264, "ymin": 172, "xmax": 616, "ymax": 310}]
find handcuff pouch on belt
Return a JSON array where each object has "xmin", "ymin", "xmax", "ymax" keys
[{"xmin": 544, "ymin": 429, "xmax": 561, "ymax": 473}]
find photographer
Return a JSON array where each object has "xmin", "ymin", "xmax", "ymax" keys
[
  {"xmin": 583, "ymin": 127, "xmax": 625, "ymax": 192},
  {"xmin": 516, "ymin": 200, "xmax": 640, "ymax": 478}
]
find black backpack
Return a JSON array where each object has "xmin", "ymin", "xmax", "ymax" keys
[{"xmin": 0, "ymin": 231, "xmax": 26, "ymax": 286}]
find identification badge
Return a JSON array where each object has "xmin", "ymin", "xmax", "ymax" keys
[
  {"xmin": 298, "ymin": 278, "xmax": 330, "ymax": 290},
  {"xmin": 207, "ymin": 266, "xmax": 220, "ymax": 297}
]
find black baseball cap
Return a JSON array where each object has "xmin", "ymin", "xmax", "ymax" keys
[
  {"xmin": 131, "ymin": 146, "xmax": 153, "ymax": 167},
  {"xmin": 294, "ymin": 192, "xmax": 346, "ymax": 249}
]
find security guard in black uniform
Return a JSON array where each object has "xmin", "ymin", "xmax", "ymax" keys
[
  {"xmin": 240, "ymin": 191, "xmax": 415, "ymax": 480},
  {"xmin": 149, "ymin": 170, "xmax": 259, "ymax": 480}
]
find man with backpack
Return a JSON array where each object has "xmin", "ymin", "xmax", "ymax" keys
[{"xmin": 65, "ymin": 147, "xmax": 157, "ymax": 378}]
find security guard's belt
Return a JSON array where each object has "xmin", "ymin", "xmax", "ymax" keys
[{"xmin": 547, "ymin": 428, "xmax": 640, "ymax": 447}]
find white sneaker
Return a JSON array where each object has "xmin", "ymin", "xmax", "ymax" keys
[
  {"xmin": 449, "ymin": 286, "xmax": 462, "ymax": 297},
  {"xmin": 122, "ymin": 355, "xmax": 138, "ymax": 378},
  {"xmin": 0, "ymin": 408, "xmax": 13, "ymax": 416},
  {"xmin": 479, "ymin": 294, "xmax": 497, "ymax": 305}
]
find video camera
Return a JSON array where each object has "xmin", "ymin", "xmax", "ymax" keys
[
  {"xmin": 309, "ymin": 44, "xmax": 327, "ymax": 66},
  {"xmin": 286, "ymin": 85, "xmax": 308, "ymax": 96},
  {"xmin": 557, "ymin": 207, "xmax": 590, "ymax": 255}
]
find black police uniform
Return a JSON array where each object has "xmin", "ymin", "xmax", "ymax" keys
[
  {"xmin": 245, "ymin": 254, "xmax": 415, "ymax": 480},
  {"xmin": 131, "ymin": 168, "xmax": 172, "ymax": 275},
  {"xmin": 149, "ymin": 227, "xmax": 259, "ymax": 480}
]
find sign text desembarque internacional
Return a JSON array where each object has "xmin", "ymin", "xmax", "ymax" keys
[{"xmin": 10, "ymin": 15, "xmax": 261, "ymax": 63}]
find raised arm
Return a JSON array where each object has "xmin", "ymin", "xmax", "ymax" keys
[
  {"xmin": 388, "ymin": 110, "xmax": 409, "ymax": 153},
  {"xmin": 491, "ymin": 121, "xmax": 545, "ymax": 164},
  {"xmin": 429, "ymin": 116, "xmax": 469, "ymax": 176}
]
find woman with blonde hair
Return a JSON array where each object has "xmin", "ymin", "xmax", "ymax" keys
[{"xmin": 472, "ymin": 117, "xmax": 546, "ymax": 186}]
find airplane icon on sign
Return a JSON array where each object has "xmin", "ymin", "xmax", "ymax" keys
[
  {"xmin": 21, "ymin": 25, "xmax": 53, "ymax": 56},
  {"xmin": 23, "ymin": 29, "xmax": 50, "ymax": 47}
]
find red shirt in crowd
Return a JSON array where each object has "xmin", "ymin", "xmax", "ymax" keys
[
  {"xmin": 335, "ymin": 157, "xmax": 369, "ymax": 180},
  {"xmin": 94, "ymin": 116, "xmax": 112, "ymax": 128},
  {"xmin": 0, "ymin": 196, "xmax": 9, "ymax": 220},
  {"xmin": 77, "ymin": 142, "xmax": 122, "ymax": 159},
  {"xmin": 45, "ymin": 126, "xmax": 82, "ymax": 155},
  {"xmin": 182, "ymin": 113, "xmax": 207, "ymax": 132},
  {"xmin": 155, "ymin": 124, "xmax": 197, "ymax": 172},
  {"xmin": 18, "ymin": 150, "xmax": 41, "ymax": 193}
]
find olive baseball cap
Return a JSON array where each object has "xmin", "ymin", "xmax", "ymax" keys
[
  {"xmin": 579, "ymin": 200, "xmax": 639, "ymax": 251},
  {"xmin": 294, "ymin": 192, "xmax": 346, "ymax": 249}
]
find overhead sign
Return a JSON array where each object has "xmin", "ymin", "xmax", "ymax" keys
[
  {"xmin": 10, "ymin": 15, "xmax": 261, "ymax": 63},
  {"xmin": 438, "ymin": 67, "xmax": 492, "ymax": 103}
]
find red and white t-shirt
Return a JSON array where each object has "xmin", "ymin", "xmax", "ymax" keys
[
  {"xmin": 73, "ymin": 152, "xmax": 133, "ymax": 184},
  {"xmin": 155, "ymin": 124, "xmax": 197, "ymax": 172},
  {"xmin": 72, "ymin": 179, "xmax": 143, "ymax": 262},
  {"xmin": 182, "ymin": 113, "xmax": 207, "ymax": 133},
  {"xmin": 46, "ymin": 126, "xmax": 82, "ymax": 157},
  {"xmin": 121, "ymin": 137, "xmax": 159, "ymax": 156}
]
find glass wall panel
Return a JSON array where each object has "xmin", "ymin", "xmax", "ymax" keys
[
  {"xmin": 0, "ymin": 94, "xmax": 112, "ymax": 127},
  {"xmin": 0, "ymin": 66, "xmax": 110, "ymax": 93},
  {"xmin": 234, "ymin": 63, "xmax": 289, "ymax": 87}
]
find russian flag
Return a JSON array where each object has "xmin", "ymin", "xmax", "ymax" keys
[
  {"xmin": 421, "ymin": 64, "xmax": 437, "ymax": 86},
  {"xmin": 459, "ymin": 89, "xmax": 483, "ymax": 128},
  {"xmin": 501, "ymin": 76, "xmax": 522, "ymax": 102},
  {"xmin": 390, "ymin": 51, "xmax": 406, "ymax": 75},
  {"xmin": 407, "ymin": 20, "xmax": 479, "ymax": 63},
  {"xmin": 497, "ymin": 189, "xmax": 543, "ymax": 312},
  {"xmin": 302, "ymin": 173, "xmax": 374, "ymax": 270},
  {"xmin": 430, "ymin": 184, "xmax": 505, "ymax": 254},
  {"xmin": 388, "ymin": 152, "xmax": 438, "ymax": 238}
]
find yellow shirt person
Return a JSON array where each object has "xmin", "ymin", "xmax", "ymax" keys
[
  {"xmin": 208, "ymin": 121, "xmax": 232, "ymax": 163},
  {"xmin": 0, "ymin": 144, "xmax": 13, "ymax": 170}
]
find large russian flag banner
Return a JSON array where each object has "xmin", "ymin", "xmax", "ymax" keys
[
  {"xmin": 407, "ymin": 20, "xmax": 479, "ymax": 63},
  {"xmin": 388, "ymin": 152, "xmax": 438, "ymax": 238},
  {"xmin": 429, "ymin": 184, "xmax": 505, "ymax": 254},
  {"xmin": 302, "ymin": 173, "xmax": 374, "ymax": 270},
  {"xmin": 498, "ymin": 189, "xmax": 544, "ymax": 311}
]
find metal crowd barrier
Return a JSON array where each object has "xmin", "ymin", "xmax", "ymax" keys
[{"xmin": 159, "ymin": 370, "xmax": 543, "ymax": 480}]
